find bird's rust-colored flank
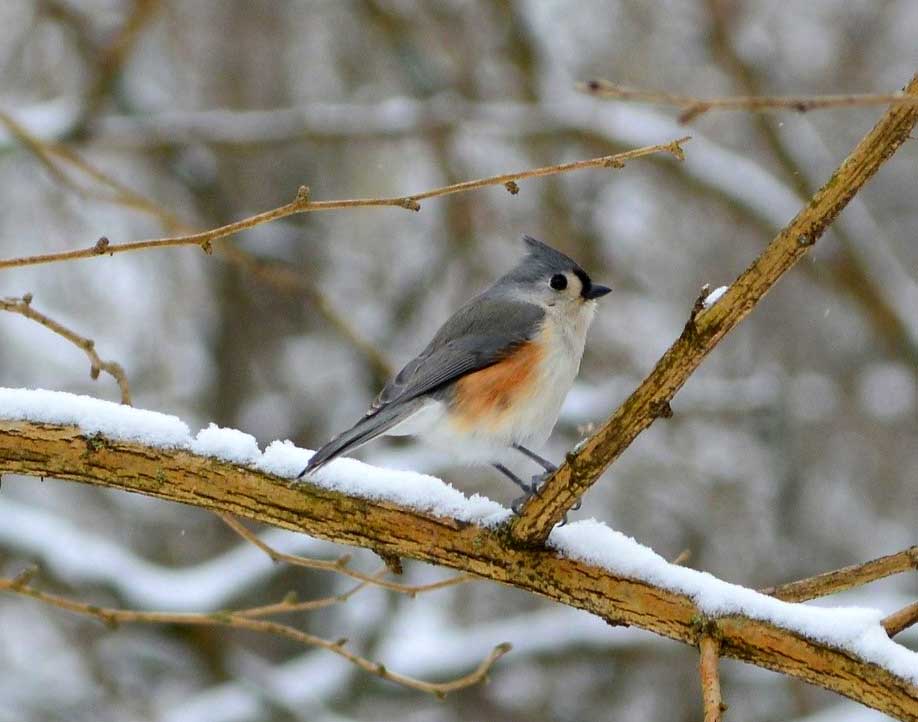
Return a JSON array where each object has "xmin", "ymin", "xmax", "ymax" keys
[{"xmin": 450, "ymin": 340, "xmax": 544, "ymax": 430}]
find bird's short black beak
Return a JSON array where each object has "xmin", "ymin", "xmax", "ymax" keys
[{"xmin": 582, "ymin": 283, "xmax": 612, "ymax": 300}]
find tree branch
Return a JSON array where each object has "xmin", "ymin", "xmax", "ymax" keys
[
  {"xmin": 509, "ymin": 73, "xmax": 918, "ymax": 545},
  {"xmin": 760, "ymin": 547, "xmax": 918, "ymax": 603},
  {"xmin": 0, "ymin": 420, "xmax": 916, "ymax": 719},
  {"xmin": 0, "ymin": 571, "xmax": 508, "ymax": 697},
  {"xmin": 699, "ymin": 631, "xmax": 725, "ymax": 722},
  {"xmin": 0, "ymin": 138, "xmax": 688, "ymax": 270},
  {"xmin": 579, "ymin": 79, "xmax": 918, "ymax": 123},
  {"xmin": 0, "ymin": 294, "xmax": 131, "ymax": 404},
  {"xmin": 884, "ymin": 603, "xmax": 918, "ymax": 639}
]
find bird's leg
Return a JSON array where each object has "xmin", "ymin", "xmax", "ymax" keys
[
  {"xmin": 512, "ymin": 444, "xmax": 582, "ymax": 513},
  {"xmin": 512, "ymin": 443, "xmax": 556, "ymax": 473},
  {"xmin": 493, "ymin": 464, "xmax": 540, "ymax": 515},
  {"xmin": 493, "ymin": 463, "xmax": 537, "ymax": 494}
]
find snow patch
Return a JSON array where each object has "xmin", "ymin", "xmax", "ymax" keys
[
  {"xmin": 0, "ymin": 387, "xmax": 506, "ymax": 525},
  {"xmin": 191, "ymin": 423, "xmax": 261, "ymax": 465},
  {"xmin": 549, "ymin": 519, "xmax": 918, "ymax": 684},
  {"xmin": 703, "ymin": 285, "xmax": 728, "ymax": 309},
  {"xmin": 0, "ymin": 387, "xmax": 190, "ymax": 447}
]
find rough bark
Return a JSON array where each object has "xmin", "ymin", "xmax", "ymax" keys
[{"xmin": 1, "ymin": 420, "xmax": 916, "ymax": 719}]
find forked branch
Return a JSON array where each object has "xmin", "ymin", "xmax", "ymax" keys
[
  {"xmin": 0, "ymin": 294, "xmax": 131, "ymax": 404},
  {"xmin": 509, "ymin": 73, "xmax": 918, "ymax": 545},
  {"xmin": 0, "ymin": 571, "xmax": 508, "ymax": 697}
]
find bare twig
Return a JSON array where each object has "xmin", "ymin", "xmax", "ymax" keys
[
  {"xmin": 761, "ymin": 547, "xmax": 918, "ymax": 603},
  {"xmin": 579, "ymin": 79, "xmax": 918, "ymax": 123},
  {"xmin": 699, "ymin": 632, "xmax": 726, "ymax": 722},
  {"xmin": 219, "ymin": 512, "xmax": 472, "ymax": 597},
  {"xmin": 0, "ymin": 138, "xmax": 689, "ymax": 271},
  {"xmin": 0, "ymin": 294, "xmax": 131, "ymax": 404},
  {"xmin": 883, "ymin": 602, "xmax": 918, "ymax": 639},
  {"xmin": 0, "ymin": 573, "xmax": 509, "ymax": 697},
  {"xmin": 508, "ymin": 73, "xmax": 918, "ymax": 545}
]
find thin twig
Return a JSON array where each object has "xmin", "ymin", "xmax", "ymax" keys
[
  {"xmin": 219, "ymin": 512, "xmax": 472, "ymax": 596},
  {"xmin": 0, "ymin": 294, "xmax": 131, "ymax": 405},
  {"xmin": 0, "ymin": 138, "xmax": 689, "ymax": 271},
  {"xmin": 699, "ymin": 632, "xmax": 726, "ymax": 722},
  {"xmin": 0, "ymin": 114, "xmax": 393, "ymax": 381},
  {"xmin": 0, "ymin": 574, "xmax": 509, "ymax": 697},
  {"xmin": 760, "ymin": 546, "xmax": 918, "ymax": 603},
  {"xmin": 882, "ymin": 602, "xmax": 918, "ymax": 639},
  {"xmin": 508, "ymin": 74, "xmax": 918, "ymax": 545},
  {"xmin": 236, "ymin": 570, "xmax": 384, "ymax": 618},
  {"xmin": 579, "ymin": 79, "xmax": 918, "ymax": 123}
]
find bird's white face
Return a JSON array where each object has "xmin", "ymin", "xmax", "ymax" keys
[{"xmin": 519, "ymin": 269, "xmax": 605, "ymax": 331}]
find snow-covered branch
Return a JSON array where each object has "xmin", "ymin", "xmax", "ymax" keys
[{"xmin": 0, "ymin": 390, "xmax": 916, "ymax": 719}]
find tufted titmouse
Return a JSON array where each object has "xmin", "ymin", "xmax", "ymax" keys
[{"xmin": 299, "ymin": 235, "xmax": 611, "ymax": 502}]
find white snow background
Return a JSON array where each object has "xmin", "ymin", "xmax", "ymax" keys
[{"xmin": 1, "ymin": 386, "xmax": 916, "ymax": 686}]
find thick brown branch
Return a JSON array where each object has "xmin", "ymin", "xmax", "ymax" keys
[
  {"xmin": 0, "ymin": 294, "xmax": 131, "ymax": 404},
  {"xmin": 579, "ymin": 79, "xmax": 918, "ymax": 123},
  {"xmin": 0, "ymin": 139, "xmax": 688, "ymax": 271},
  {"xmin": 699, "ymin": 631, "xmax": 725, "ymax": 722},
  {"xmin": 0, "ymin": 573, "xmax": 507, "ymax": 697},
  {"xmin": 509, "ymin": 73, "xmax": 918, "ymax": 544},
  {"xmin": 0, "ymin": 420, "xmax": 916, "ymax": 719},
  {"xmin": 761, "ymin": 547, "xmax": 918, "ymax": 603}
]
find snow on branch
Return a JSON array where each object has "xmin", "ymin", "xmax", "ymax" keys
[
  {"xmin": 0, "ymin": 389, "xmax": 916, "ymax": 718},
  {"xmin": 508, "ymin": 72, "xmax": 918, "ymax": 544}
]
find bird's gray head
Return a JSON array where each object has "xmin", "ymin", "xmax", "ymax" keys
[{"xmin": 497, "ymin": 235, "xmax": 612, "ymax": 310}]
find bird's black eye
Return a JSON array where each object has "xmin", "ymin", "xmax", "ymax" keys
[{"xmin": 550, "ymin": 274, "xmax": 568, "ymax": 291}]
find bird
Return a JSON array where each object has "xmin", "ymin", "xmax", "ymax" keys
[{"xmin": 298, "ymin": 235, "xmax": 611, "ymax": 507}]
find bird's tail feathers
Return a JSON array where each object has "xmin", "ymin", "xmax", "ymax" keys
[{"xmin": 298, "ymin": 402, "xmax": 416, "ymax": 478}]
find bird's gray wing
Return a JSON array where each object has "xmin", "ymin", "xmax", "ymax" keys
[
  {"xmin": 370, "ymin": 295, "xmax": 545, "ymax": 413},
  {"xmin": 300, "ymin": 296, "xmax": 544, "ymax": 476}
]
